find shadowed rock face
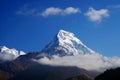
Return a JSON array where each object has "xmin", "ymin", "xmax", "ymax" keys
[
  {"xmin": 9, "ymin": 64, "xmax": 95, "ymax": 80},
  {"xmin": 65, "ymin": 74, "xmax": 93, "ymax": 80},
  {"xmin": 95, "ymin": 67, "xmax": 120, "ymax": 80},
  {"xmin": 0, "ymin": 70, "xmax": 13, "ymax": 80}
]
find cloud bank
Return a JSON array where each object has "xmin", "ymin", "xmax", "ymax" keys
[
  {"xmin": 34, "ymin": 53, "xmax": 120, "ymax": 72},
  {"xmin": 41, "ymin": 7, "xmax": 80, "ymax": 17},
  {"xmin": 85, "ymin": 7, "xmax": 109, "ymax": 23}
]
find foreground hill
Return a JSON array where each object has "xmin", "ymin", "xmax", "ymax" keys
[{"xmin": 95, "ymin": 67, "xmax": 120, "ymax": 80}]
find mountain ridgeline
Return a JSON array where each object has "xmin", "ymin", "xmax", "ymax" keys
[{"xmin": 0, "ymin": 30, "xmax": 120, "ymax": 80}]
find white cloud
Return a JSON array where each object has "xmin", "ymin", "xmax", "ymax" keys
[
  {"xmin": 63, "ymin": 7, "xmax": 80, "ymax": 15},
  {"xmin": 34, "ymin": 53, "xmax": 120, "ymax": 72},
  {"xmin": 0, "ymin": 53, "xmax": 17, "ymax": 61},
  {"xmin": 17, "ymin": 6, "xmax": 80, "ymax": 17},
  {"xmin": 41, "ymin": 7, "xmax": 62, "ymax": 17},
  {"xmin": 41, "ymin": 7, "xmax": 80, "ymax": 17},
  {"xmin": 107, "ymin": 5, "xmax": 120, "ymax": 8},
  {"xmin": 84, "ymin": 7, "xmax": 109, "ymax": 23}
]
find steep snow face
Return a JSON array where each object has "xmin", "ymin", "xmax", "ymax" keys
[
  {"xmin": 42, "ymin": 30, "xmax": 95, "ymax": 56},
  {"xmin": 0, "ymin": 46, "xmax": 26, "ymax": 62}
]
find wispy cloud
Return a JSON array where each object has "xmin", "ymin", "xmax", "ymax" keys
[
  {"xmin": 17, "ymin": 8, "xmax": 37, "ymax": 16},
  {"xmin": 16, "ymin": 5, "xmax": 37, "ymax": 16},
  {"xmin": 63, "ymin": 7, "xmax": 80, "ymax": 15},
  {"xmin": 41, "ymin": 7, "xmax": 80, "ymax": 17},
  {"xmin": 84, "ymin": 7, "xmax": 109, "ymax": 23},
  {"xmin": 17, "ymin": 6, "xmax": 80, "ymax": 17},
  {"xmin": 107, "ymin": 5, "xmax": 120, "ymax": 8},
  {"xmin": 40, "ymin": 7, "xmax": 62, "ymax": 17},
  {"xmin": 34, "ymin": 53, "xmax": 120, "ymax": 72}
]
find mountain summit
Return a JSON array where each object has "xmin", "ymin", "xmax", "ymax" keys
[{"xmin": 42, "ymin": 30, "xmax": 95, "ymax": 56}]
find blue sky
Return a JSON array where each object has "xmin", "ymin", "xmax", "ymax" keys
[{"xmin": 0, "ymin": 0, "xmax": 120, "ymax": 57}]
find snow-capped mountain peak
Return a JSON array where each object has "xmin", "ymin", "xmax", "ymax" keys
[
  {"xmin": 0, "ymin": 46, "xmax": 26, "ymax": 62},
  {"xmin": 57, "ymin": 30, "xmax": 84, "ymax": 46},
  {"xmin": 34, "ymin": 30, "xmax": 120, "ymax": 72},
  {"xmin": 42, "ymin": 30, "xmax": 95, "ymax": 56},
  {"xmin": 0, "ymin": 46, "xmax": 9, "ymax": 52}
]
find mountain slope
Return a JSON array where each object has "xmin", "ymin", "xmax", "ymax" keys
[
  {"xmin": 0, "ymin": 53, "xmax": 98, "ymax": 80},
  {"xmin": 9, "ymin": 64, "xmax": 95, "ymax": 80}
]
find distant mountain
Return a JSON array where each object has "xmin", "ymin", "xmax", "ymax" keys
[
  {"xmin": 0, "ymin": 46, "xmax": 26, "ymax": 62},
  {"xmin": 95, "ymin": 67, "xmax": 120, "ymax": 80},
  {"xmin": 41, "ymin": 30, "xmax": 95, "ymax": 56}
]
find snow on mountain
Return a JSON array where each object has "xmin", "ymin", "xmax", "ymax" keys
[
  {"xmin": 34, "ymin": 30, "xmax": 120, "ymax": 72},
  {"xmin": 42, "ymin": 30, "xmax": 95, "ymax": 56},
  {"xmin": 0, "ymin": 46, "xmax": 26, "ymax": 62}
]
